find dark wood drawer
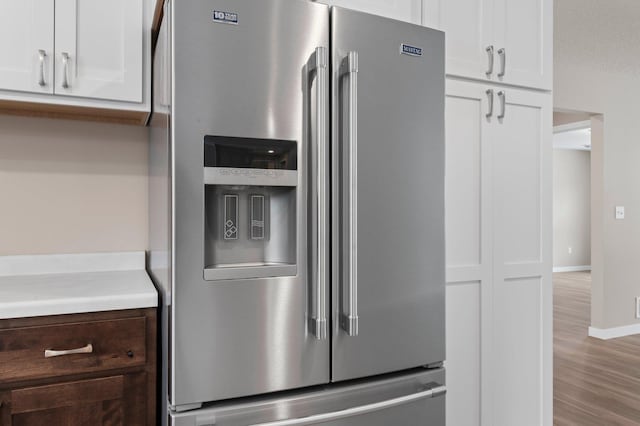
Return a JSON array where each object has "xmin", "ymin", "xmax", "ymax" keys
[
  {"xmin": 1, "ymin": 374, "xmax": 147, "ymax": 426},
  {"xmin": 0, "ymin": 317, "xmax": 146, "ymax": 383}
]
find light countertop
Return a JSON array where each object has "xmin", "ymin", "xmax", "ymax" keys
[{"xmin": 0, "ymin": 252, "xmax": 158, "ymax": 320}]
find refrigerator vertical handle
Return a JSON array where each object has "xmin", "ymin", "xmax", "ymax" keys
[
  {"xmin": 340, "ymin": 51, "xmax": 359, "ymax": 337},
  {"xmin": 307, "ymin": 46, "xmax": 328, "ymax": 340}
]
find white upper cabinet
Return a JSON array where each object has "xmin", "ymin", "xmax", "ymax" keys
[
  {"xmin": 55, "ymin": 0, "xmax": 144, "ymax": 103},
  {"xmin": 423, "ymin": 0, "xmax": 493, "ymax": 85},
  {"xmin": 0, "ymin": 0, "xmax": 150, "ymax": 122},
  {"xmin": 322, "ymin": 0, "xmax": 422, "ymax": 24},
  {"xmin": 0, "ymin": 0, "xmax": 54, "ymax": 94},
  {"xmin": 423, "ymin": 0, "xmax": 552, "ymax": 90},
  {"xmin": 492, "ymin": 0, "xmax": 552, "ymax": 90}
]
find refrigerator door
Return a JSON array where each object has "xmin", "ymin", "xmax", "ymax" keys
[
  {"xmin": 171, "ymin": 0, "xmax": 330, "ymax": 407},
  {"xmin": 331, "ymin": 7, "xmax": 446, "ymax": 381},
  {"xmin": 171, "ymin": 369, "xmax": 445, "ymax": 426}
]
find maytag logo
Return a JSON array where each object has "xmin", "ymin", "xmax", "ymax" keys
[
  {"xmin": 213, "ymin": 10, "xmax": 238, "ymax": 25},
  {"xmin": 401, "ymin": 44, "xmax": 423, "ymax": 57}
]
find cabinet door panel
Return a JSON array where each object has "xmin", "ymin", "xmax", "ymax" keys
[
  {"xmin": 54, "ymin": 0, "xmax": 143, "ymax": 102},
  {"xmin": 0, "ymin": 0, "xmax": 54, "ymax": 94},
  {"xmin": 325, "ymin": 0, "xmax": 422, "ymax": 24},
  {"xmin": 492, "ymin": 90, "xmax": 550, "ymax": 266},
  {"xmin": 495, "ymin": 104, "xmax": 541, "ymax": 263},
  {"xmin": 423, "ymin": 0, "xmax": 493, "ymax": 82},
  {"xmin": 493, "ymin": 0, "xmax": 552, "ymax": 89},
  {"xmin": 445, "ymin": 89, "xmax": 484, "ymax": 268},
  {"xmin": 446, "ymin": 282, "xmax": 481, "ymax": 426},
  {"xmin": 493, "ymin": 277, "xmax": 543, "ymax": 426}
]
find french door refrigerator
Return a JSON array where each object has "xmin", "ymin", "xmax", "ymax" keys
[{"xmin": 148, "ymin": 0, "xmax": 445, "ymax": 424}]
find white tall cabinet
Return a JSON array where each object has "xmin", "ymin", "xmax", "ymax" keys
[{"xmin": 438, "ymin": 0, "xmax": 553, "ymax": 422}]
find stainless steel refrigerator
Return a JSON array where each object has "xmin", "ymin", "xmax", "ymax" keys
[{"xmin": 148, "ymin": 0, "xmax": 445, "ymax": 424}]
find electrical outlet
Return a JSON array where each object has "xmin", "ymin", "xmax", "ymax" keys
[
  {"xmin": 616, "ymin": 206, "xmax": 625, "ymax": 220},
  {"xmin": 636, "ymin": 297, "xmax": 640, "ymax": 319},
  {"xmin": 568, "ymin": 247, "xmax": 573, "ymax": 254}
]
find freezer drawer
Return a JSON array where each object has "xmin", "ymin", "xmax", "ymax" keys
[{"xmin": 171, "ymin": 369, "xmax": 445, "ymax": 426}]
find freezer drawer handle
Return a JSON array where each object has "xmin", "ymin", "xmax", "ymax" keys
[
  {"xmin": 339, "ymin": 51, "xmax": 359, "ymax": 337},
  {"xmin": 44, "ymin": 343, "xmax": 93, "ymax": 358},
  {"xmin": 307, "ymin": 46, "xmax": 328, "ymax": 340},
  {"xmin": 249, "ymin": 385, "xmax": 446, "ymax": 426}
]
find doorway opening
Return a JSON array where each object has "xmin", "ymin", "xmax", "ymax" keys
[
  {"xmin": 553, "ymin": 110, "xmax": 592, "ymax": 275},
  {"xmin": 550, "ymin": 110, "xmax": 640, "ymax": 424}
]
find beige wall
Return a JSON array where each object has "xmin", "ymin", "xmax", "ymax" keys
[
  {"xmin": 555, "ymin": 0, "xmax": 640, "ymax": 328},
  {"xmin": 0, "ymin": 115, "xmax": 148, "ymax": 255},
  {"xmin": 590, "ymin": 115, "xmax": 605, "ymax": 328},
  {"xmin": 553, "ymin": 111, "xmax": 591, "ymax": 126},
  {"xmin": 553, "ymin": 149, "xmax": 591, "ymax": 268}
]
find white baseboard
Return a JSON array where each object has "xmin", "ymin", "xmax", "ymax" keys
[
  {"xmin": 588, "ymin": 323, "xmax": 640, "ymax": 340},
  {"xmin": 553, "ymin": 265, "xmax": 591, "ymax": 273}
]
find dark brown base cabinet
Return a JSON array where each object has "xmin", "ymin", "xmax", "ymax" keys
[{"xmin": 0, "ymin": 309, "xmax": 156, "ymax": 426}]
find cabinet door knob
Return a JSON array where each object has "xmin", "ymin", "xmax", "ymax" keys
[
  {"xmin": 61, "ymin": 52, "xmax": 70, "ymax": 89},
  {"xmin": 498, "ymin": 48, "xmax": 506, "ymax": 77},
  {"xmin": 497, "ymin": 91, "xmax": 506, "ymax": 119},
  {"xmin": 127, "ymin": 350, "xmax": 134, "ymax": 358},
  {"xmin": 486, "ymin": 45, "xmax": 494, "ymax": 76},
  {"xmin": 486, "ymin": 89, "xmax": 494, "ymax": 118},
  {"xmin": 38, "ymin": 49, "xmax": 47, "ymax": 87}
]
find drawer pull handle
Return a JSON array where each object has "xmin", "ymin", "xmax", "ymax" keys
[{"xmin": 44, "ymin": 343, "xmax": 93, "ymax": 358}]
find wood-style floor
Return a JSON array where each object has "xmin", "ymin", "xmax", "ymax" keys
[{"xmin": 554, "ymin": 272, "xmax": 640, "ymax": 425}]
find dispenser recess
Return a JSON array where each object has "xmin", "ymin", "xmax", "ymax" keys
[{"xmin": 203, "ymin": 136, "xmax": 298, "ymax": 281}]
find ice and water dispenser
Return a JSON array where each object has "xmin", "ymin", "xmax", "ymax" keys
[{"xmin": 203, "ymin": 136, "xmax": 298, "ymax": 281}]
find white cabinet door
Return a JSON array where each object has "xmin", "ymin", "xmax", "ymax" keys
[
  {"xmin": 493, "ymin": 0, "xmax": 552, "ymax": 90},
  {"xmin": 0, "ymin": 0, "xmax": 54, "ymax": 94},
  {"xmin": 54, "ymin": 0, "xmax": 143, "ymax": 102},
  {"xmin": 444, "ymin": 80, "xmax": 493, "ymax": 426},
  {"xmin": 324, "ymin": 0, "xmax": 422, "ymax": 24},
  {"xmin": 423, "ymin": 0, "xmax": 494, "ymax": 82},
  {"xmin": 490, "ymin": 88, "xmax": 552, "ymax": 426},
  {"xmin": 424, "ymin": 0, "xmax": 552, "ymax": 90}
]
